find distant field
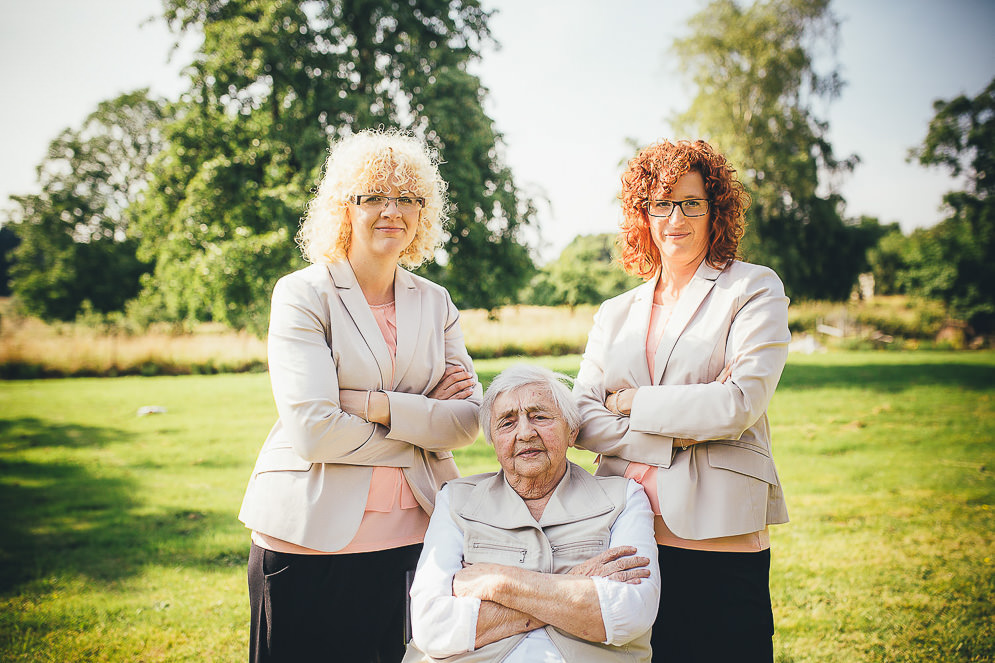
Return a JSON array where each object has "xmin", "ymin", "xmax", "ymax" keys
[
  {"xmin": 0, "ymin": 351, "xmax": 993, "ymax": 661},
  {"xmin": 0, "ymin": 295, "xmax": 957, "ymax": 378}
]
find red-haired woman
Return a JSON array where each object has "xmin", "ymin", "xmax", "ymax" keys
[{"xmin": 574, "ymin": 139, "xmax": 791, "ymax": 662}]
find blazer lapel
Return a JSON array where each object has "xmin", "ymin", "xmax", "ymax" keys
[
  {"xmin": 326, "ymin": 261, "xmax": 393, "ymax": 389},
  {"xmin": 392, "ymin": 267, "xmax": 421, "ymax": 387},
  {"xmin": 651, "ymin": 261, "xmax": 724, "ymax": 385}
]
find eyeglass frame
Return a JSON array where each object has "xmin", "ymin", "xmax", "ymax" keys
[
  {"xmin": 642, "ymin": 198, "xmax": 711, "ymax": 218},
  {"xmin": 353, "ymin": 193, "xmax": 426, "ymax": 211}
]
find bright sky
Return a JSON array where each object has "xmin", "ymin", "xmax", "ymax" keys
[{"xmin": 2, "ymin": 0, "xmax": 993, "ymax": 262}]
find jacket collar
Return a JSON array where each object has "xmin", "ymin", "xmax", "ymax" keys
[
  {"xmin": 456, "ymin": 462, "xmax": 617, "ymax": 530},
  {"xmin": 324, "ymin": 260, "xmax": 421, "ymax": 389},
  {"xmin": 635, "ymin": 260, "xmax": 725, "ymax": 384}
]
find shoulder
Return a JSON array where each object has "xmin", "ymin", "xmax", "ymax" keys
[
  {"xmin": 398, "ymin": 267, "xmax": 454, "ymax": 301},
  {"xmin": 445, "ymin": 471, "xmax": 498, "ymax": 489},
  {"xmin": 275, "ymin": 263, "xmax": 330, "ymax": 290},
  {"xmin": 717, "ymin": 260, "xmax": 786, "ymax": 296},
  {"xmin": 596, "ymin": 280, "xmax": 650, "ymax": 316},
  {"xmin": 271, "ymin": 264, "xmax": 331, "ymax": 301}
]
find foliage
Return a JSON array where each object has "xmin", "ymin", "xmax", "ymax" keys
[
  {"xmin": 4, "ymin": 90, "xmax": 166, "ymax": 320},
  {"xmin": 1, "ymin": 352, "xmax": 993, "ymax": 660},
  {"xmin": 905, "ymin": 77, "xmax": 995, "ymax": 332},
  {"xmin": 0, "ymin": 225, "xmax": 18, "ymax": 296},
  {"xmin": 522, "ymin": 233, "xmax": 641, "ymax": 307},
  {"xmin": 132, "ymin": 0, "xmax": 534, "ymax": 332},
  {"xmin": 671, "ymin": 0, "xmax": 867, "ymax": 301}
]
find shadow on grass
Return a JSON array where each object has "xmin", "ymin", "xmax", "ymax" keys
[
  {"xmin": 778, "ymin": 361, "xmax": 995, "ymax": 392},
  {"xmin": 0, "ymin": 417, "xmax": 247, "ymax": 596}
]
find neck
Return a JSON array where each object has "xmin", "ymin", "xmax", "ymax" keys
[
  {"xmin": 655, "ymin": 257, "xmax": 703, "ymax": 303},
  {"xmin": 509, "ymin": 467, "xmax": 566, "ymax": 521},
  {"xmin": 347, "ymin": 253, "xmax": 396, "ymax": 305}
]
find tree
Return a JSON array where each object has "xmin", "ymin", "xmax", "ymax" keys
[
  {"xmin": 133, "ymin": 0, "xmax": 534, "ymax": 332},
  {"xmin": 0, "ymin": 225, "xmax": 18, "ymax": 296},
  {"xmin": 906, "ymin": 78, "xmax": 995, "ymax": 332},
  {"xmin": 523, "ymin": 234, "xmax": 641, "ymax": 307},
  {"xmin": 5, "ymin": 90, "xmax": 165, "ymax": 320},
  {"xmin": 671, "ymin": 0, "xmax": 863, "ymax": 300}
]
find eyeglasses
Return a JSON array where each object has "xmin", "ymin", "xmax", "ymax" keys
[
  {"xmin": 643, "ymin": 199, "xmax": 710, "ymax": 218},
  {"xmin": 354, "ymin": 194, "xmax": 425, "ymax": 214}
]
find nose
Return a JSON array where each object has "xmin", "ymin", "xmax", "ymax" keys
[
  {"xmin": 381, "ymin": 199, "xmax": 401, "ymax": 216},
  {"xmin": 514, "ymin": 415, "xmax": 536, "ymax": 440}
]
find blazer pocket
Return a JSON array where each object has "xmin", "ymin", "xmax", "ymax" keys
[
  {"xmin": 253, "ymin": 445, "xmax": 313, "ymax": 475},
  {"xmin": 706, "ymin": 442, "xmax": 777, "ymax": 484}
]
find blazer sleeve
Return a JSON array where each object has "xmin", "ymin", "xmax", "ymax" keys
[
  {"xmin": 384, "ymin": 293, "xmax": 483, "ymax": 452},
  {"xmin": 266, "ymin": 275, "xmax": 479, "ymax": 465}
]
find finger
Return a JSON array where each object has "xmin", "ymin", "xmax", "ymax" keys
[
  {"xmin": 613, "ymin": 555, "xmax": 650, "ymax": 571},
  {"xmin": 600, "ymin": 546, "xmax": 637, "ymax": 562}
]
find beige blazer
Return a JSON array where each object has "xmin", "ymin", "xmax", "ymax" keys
[
  {"xmin": 238, "ymin": 261, "xmax": 482, "ymax": 552},
  {"xmin": 574, "ymin": 260, "xmax": 791, "ymax": 540}
]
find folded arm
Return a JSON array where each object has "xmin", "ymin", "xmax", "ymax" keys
[
  {"xmin": 267, "ymin": 276, "xmax": 481, "ymax": 464},
  {"xmin": 574, "ymin": 271, "xmax": 789, "ymax": 463}
]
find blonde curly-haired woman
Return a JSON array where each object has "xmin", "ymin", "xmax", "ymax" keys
[{"xmin": 239, "ymin": 128, "xmax": 482, "ymax": 662}]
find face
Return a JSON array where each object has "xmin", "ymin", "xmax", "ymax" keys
[
  {"xmin": 346, "ymin": 180, "xmax": 420, "ymax": 263},
  {"xmin": 490, "ymin": 384, "xmax": 578, "ymax": 497},
  {"xmin": 648, "ymin": 170, "xmax": 711, "ymax": 268}
]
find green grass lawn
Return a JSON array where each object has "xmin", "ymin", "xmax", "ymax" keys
[{"xmin": 1, "ymin": 352, "xmax": 993, "ymax": 662}]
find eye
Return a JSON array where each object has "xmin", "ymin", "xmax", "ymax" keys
[
  {"xmin": 396, "ymin": 196, "xmax": 416, "ymax": 206},
  {"xmin": 363, "ymin": 195, "xmax": 385, "ymax": 205},
  {"xmin": 684, "ymin": 200, "xmax": 704, "ymax": 210}
]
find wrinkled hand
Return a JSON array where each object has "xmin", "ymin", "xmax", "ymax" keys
[
  {"xmin": 428, "ymin": 364, "xmax": 476, "ymax": 400},
  {"xmin": 567, "ymin": 546, "xmax": 651, "ymax": 585}
]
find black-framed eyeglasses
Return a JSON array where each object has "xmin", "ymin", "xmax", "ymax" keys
[
  {"xmin": 354, "ymin": 194, "xmax": 425, "ymax": 213},
  {"xmin": 643, "ymin": 199, "xmax": 710, "ymax": 218}
]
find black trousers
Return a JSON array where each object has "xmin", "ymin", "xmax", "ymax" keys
[
  {"xmin": 248, "ymin": 542, "xmax": 422, "ymax": 663},
  {"xmin": 651, "ymin": 546, "xmax": 774, "ymax": 663}
]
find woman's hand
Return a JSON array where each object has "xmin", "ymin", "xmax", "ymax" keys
[
  {"xmin": 427, "ymin": 364, "xmax": 476, "ymax": 401},
  {"xmin": 567, "ymin": 546, "xmax": 651, "ymax": 585},
  {"xmin": 338, "ymin": 389, "xmax": 390, "ymax": 426},
  {"xmin": 605, "ymin": 389, "xmax": 635, "ymax": 416}
]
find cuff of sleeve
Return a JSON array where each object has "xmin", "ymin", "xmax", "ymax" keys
[{"xmin": 592, "ymin": 576, "xmax": 617, "ymax": 645}]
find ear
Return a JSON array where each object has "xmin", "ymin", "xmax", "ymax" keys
[{"xmin": 567, "ymin": 427, "xmax": 579, "ymax": 448}]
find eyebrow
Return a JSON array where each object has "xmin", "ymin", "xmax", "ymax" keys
[{"xmin": 495, "ymin": 404, "xmax": 554, "ymax": 420}]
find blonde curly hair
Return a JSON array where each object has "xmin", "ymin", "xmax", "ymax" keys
[{"xmin": 296, "ymin": 128, "xmax": 449, "ymax": 267}]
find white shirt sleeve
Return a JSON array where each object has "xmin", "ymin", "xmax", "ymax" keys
[
  {"xmin": 594, "ymin": 480, "xmax": 661, "ymax": 645},
  {"xmin": 408, "ymin": 485, "xmax": 481, "ymax": 657}
]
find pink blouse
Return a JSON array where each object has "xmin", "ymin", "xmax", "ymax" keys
[
  {"xmin": 252, "ymin": 300, "xmax": 430, "ymax": 555},
  {"xmin": 627, "ymin": 301, "xmax": 769, "ymax": 553}
]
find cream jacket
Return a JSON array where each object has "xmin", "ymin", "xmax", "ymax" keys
[
  {"xmin": 574, "ymin": 260, "xmax": 791, "ymax": 540},
  {"xmin": 238, "ymin": 261, "xmax": 482, "ymax": 552}
]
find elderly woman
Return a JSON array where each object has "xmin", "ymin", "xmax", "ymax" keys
[
  {"xmin": 238, "ymin": 128, "xmax": 482, "ymax": 663},
  {"xmin": 404, "ymin": 365, "xmax": 660, "ymax": 663},
  {"xmin": 573, "ymin": 139, "xmax": 792, "ymax": 662}
]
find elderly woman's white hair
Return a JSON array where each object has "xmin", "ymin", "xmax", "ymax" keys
[
  {"xmin": 296, "ymin": 127, "xmax": 449, "ymax": 267},
  {"xmin": 480, "ymin": 364, "xmax": 581, "ymax": 445}
]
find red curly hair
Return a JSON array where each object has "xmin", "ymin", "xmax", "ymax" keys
[{"xmin": 618, "ymin": 139, "xmax": 749, "ymax": 278}]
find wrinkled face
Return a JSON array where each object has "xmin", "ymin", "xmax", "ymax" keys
[
  {"xmin": 346, "ymin": 180, "xmax": 420, "ymax": 263},
  {"xmin": 490, "ymin": 385, "xmax": 577, "ymax": 493},
  {"xmin": 648, "ymin": 170, "xmax": 712, "ymax": 268}
]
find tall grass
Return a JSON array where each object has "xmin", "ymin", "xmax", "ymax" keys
[
  {"xmin": 0, "ymin": 296, "xmax": 964, "ymax": 379},
  {"xmin": 1, "ymin": 352, "xmax": 993, "ymax": 661}
]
